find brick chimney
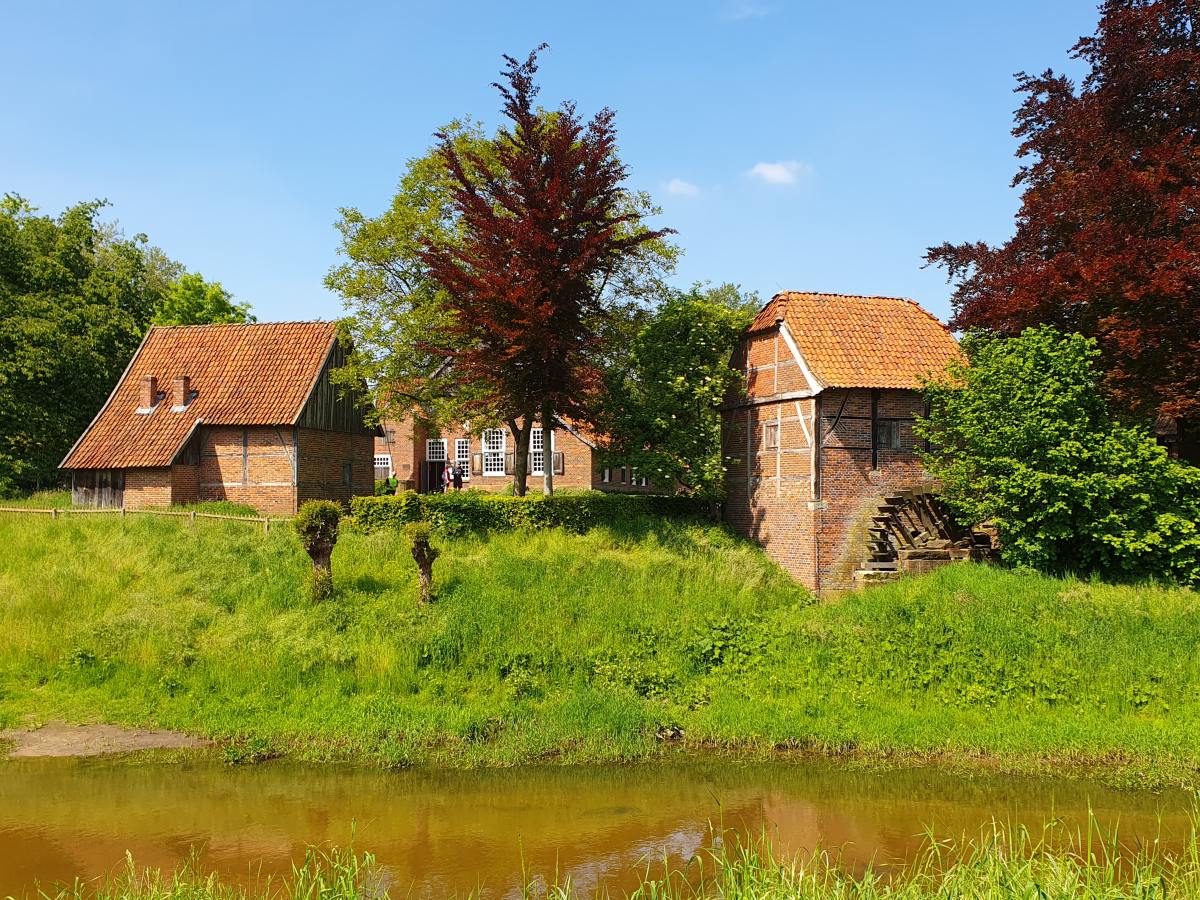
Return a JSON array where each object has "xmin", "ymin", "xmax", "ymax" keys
[
  {"xmin": 173, "ymin": 375, "xmax": 191, "ymax": 408},
  {"xmin": 140, "ymin": 375, "xmax": 158, "ymax": 408}
]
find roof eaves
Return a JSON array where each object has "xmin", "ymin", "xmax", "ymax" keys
[
  {"xmin": 168, "ymin": 418, "xmax": 205, "ymax": 464},
  {"xmin": 555, "ymin": 418, "xmax": 598, "ymax": 449}
]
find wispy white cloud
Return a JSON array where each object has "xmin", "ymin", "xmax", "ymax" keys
[
  {"xmin": 665, "ymin": 178, "xmax": 700, "ymax": 197},
  {"xmin": 721, "ymin": 0, "xmax": 770, "ymax": 21},
  {"xmin": 746, "ymin": 160, "xmax": 813, "ymax": 186}
]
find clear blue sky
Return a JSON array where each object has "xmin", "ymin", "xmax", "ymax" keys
[{"xmin": 4, "ymin": 0, "xmax": 1099, "ymax": 324}]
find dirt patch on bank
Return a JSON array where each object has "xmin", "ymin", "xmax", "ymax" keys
[{"xmin": 0, "ymin": 722, "xmax": 211, "ymax": 758}]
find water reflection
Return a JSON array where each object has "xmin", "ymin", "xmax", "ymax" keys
[{"xmin": 0, "ymin": 757, "xmax": 1191, "ymax": 897}]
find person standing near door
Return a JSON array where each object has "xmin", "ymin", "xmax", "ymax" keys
[
  {"xmin": 441, "ymin": 465, "xmax": 453, "ymax": 493},
  {"xmin": 452, "ymin": 464, "xmax": 464, "ymax": 492}
]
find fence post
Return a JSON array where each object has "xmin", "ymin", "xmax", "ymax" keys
[
  {"xmin": 263, "ymin": 518, "xmax": 270, "ymax": 535},
  {"xmin": 190, "ymin": 511, "xmax": 196, "ymax": 526},
  {"xmin": 51, "ymin": 508, "xmax": 58, "ymax": 520}
]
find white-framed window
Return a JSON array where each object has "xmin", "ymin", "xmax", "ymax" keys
[
  {"xmin": 764, "ymin": 422, "xmax": 780, "ymax": 450},
  {"xmin": 426, "ymin": 438, "xmax": 447, "ymax": 462},
  {"xmin": 530, "ymin": 428, "xmax": 557, "ymax": 475},
  {"xmin": 601, "ymin": 467, "xmax": 611, "ymax": 484},
  {"xmin": 483, "ymin": 428, "xmax": 506, "ymax": 475},
  {"xmin": 455, "ymin": 438, "xmax": 471, "ymax": 479},
  {"xmin": 374, "ymin": 454, "xmax": 392, "ymax": 477}
]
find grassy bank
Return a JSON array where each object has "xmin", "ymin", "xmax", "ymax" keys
[
  {"xmin": 27, "ymin": 820, "xmax": 1200, "ymax": 899},
  {"xmin": 1, "ymin": 500, "xmax": 1199, "ymax": 783}
]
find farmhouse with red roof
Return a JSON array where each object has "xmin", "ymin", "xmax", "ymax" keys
[
  {"xmin": 723, "ymin": 291, "xmax": 963, "ymax": 593},
  {"xmin": 60, "ymin": 322, "xmax": 376, "ymax": 514}
]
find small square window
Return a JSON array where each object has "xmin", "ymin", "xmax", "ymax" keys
[
  {"xmin": 764, "ymin": 422, "xmax": 780, "ymax": 450},
  {"xmin": 874, "ymin": 420, "xmax": 901, "ymax": 451},
  {"xmin": 342, "ymin": 462, "xmax": 353, "ymax": 485}
]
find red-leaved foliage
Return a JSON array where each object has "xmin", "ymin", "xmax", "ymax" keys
[
  {"xmin": 927, "ymin": 0, "xmax": 1200, "ymax": 431},
  {"xmin": 420, "ymin": 47, "xmax": 669, "ymax": 467}
]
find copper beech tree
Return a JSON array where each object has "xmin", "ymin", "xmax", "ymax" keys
[
  {"xmin": 926, "ymin": 0, "xmax": 1200, "ymax": 462},
  {"xmin": 419, "ymin": 47, "xmax": 671, "ymax": 495}
]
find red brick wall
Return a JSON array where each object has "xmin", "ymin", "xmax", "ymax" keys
[
  {"xmin": 171, "ymin": 463, "xmax": 199, "ymax": 505},
  {"xmin": 814, "ymin": 389, "xmax": 929, "ymax": 591},
  {"xmin": 297, "ymin": 428, "xmax": 374, "ymax": 508},
  {"xmin": 196, "ymin": 425, "xmax": 297, "ymax": 515},
  {"xmin": 376, "ymin": 418, "xmax": 416, "ymax": 486},
  {"xmin": 123, "ymin": 468, "xmax": 173, "ymax": 509},
  {"xmin": 410, "ymin": 422, "xmax": 604, "ymax": 493}
]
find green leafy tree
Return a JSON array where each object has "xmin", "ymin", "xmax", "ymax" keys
[
  {"xmin": 328, "ymin": 103, "xmax": 677, "ymax": 490},
  {"xmin": 0, "ymin": 196, "xmax": 167, "ymax": 494},
  {"xmin": 327, "ymin": 119, "xmax": 498, "ymax": 431},
  {"xmin": 602, "ymin": 284, "xmax": 756, "ymax": 498},
  {"xmin": 918, "ymin": 326, "xmax": 1200, "ymax": 586},
  {"xmin": 154, "ymin": 271, "xmax": 254, "ymax": 326}
]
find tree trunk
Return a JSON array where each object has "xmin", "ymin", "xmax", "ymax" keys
[
  {"xmin": 508, "ymin": 415, "xmax": 532, "ymax": 496},
  {"xmin": 410, "ymin": 537, "xmax": 439, "ymax": 604},
  {"xmin": 541, "ymin": 401, "xmax": 555, "ymax": 496},
  {"xmin": 307, "ymin": 541, "xmax": 333, "ymax": 575}
]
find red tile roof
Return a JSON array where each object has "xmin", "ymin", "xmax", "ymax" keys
[
  {"xmin": 62, "ymin": 322, "xmax": 338, "ymax": 469},
  {"xmin": 750, "ymin": 291, "xmax": 962, "ymax": 390}
]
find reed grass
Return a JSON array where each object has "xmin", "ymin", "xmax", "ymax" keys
[{"xmin": 19, "ymin": 817, "xmax": 1200, "ymax": 899}]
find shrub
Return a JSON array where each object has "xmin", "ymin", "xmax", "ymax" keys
[
  {"xmin": 919, "ymin": 326, "xmax": 1200, "ymax": 586},
  {"xmin": 350, "ymin": 491, "xmax": 709, "ymax": 536},
  {"xmin": 374, "ymin": 477, "xmax": 399, "ymax": 497}
]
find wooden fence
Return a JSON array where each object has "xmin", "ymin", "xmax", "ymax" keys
[{"xmin": 0, "ymin": 506, "xmax": 290, "ymax": 534}]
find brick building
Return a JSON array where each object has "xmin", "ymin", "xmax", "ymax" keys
[
  {"xmin": 374, "ymin": 417, "xmax": 653, "ymax": 493},
  {"xmin": 61, "ymin": 322, "xmax": 376, "ymax": 514},
  {"xmin": 723, "ymin": 292, "xmax": 963, "ymax": 594}
]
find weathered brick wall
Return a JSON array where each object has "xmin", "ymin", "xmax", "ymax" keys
[
  {"xmin": 814, "ymin": 389, "xmax": 930, "ymax": 592},
  {"xmin": 171, "ymin": 463, "xmax": 199, "ymax": 505},
  {"xmin": 723, "ymin": 393, "xmax": 822, "ymax": 590},
  {"xmin": 297, "ymin": 428, "xmax": 374, "ymax": 508},
  {"xmin": 197, "ymin": 425, "xmax": 297, "ymax": 514},
  {"xmin": 722, "ymin": 325, "xmax": 825, "ymax": 589},
  {"xmin": 123, "ymin": 467, "xmax": 173, "ymax": 509}
]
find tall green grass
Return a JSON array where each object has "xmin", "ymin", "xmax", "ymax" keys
[
  {"xmin": 23, "ymin": 819, "xmax": 1200, "ymax": 899},
  {"xmin": 1, "ymin": 500, "xmax": 1199, "ymax": 781}
]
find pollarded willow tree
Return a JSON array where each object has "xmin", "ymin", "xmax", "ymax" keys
[
  {"xmin": 418, "ymin": 46, "xmax": 673, "ymax": 496},
  {"xmin": 926, "ymin": 0, "xmax": 1200, "ymax": 463}
]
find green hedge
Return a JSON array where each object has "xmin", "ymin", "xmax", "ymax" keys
[{"xmin": 350, "ymin": 490, "xmax": 709, "ymax": 535}]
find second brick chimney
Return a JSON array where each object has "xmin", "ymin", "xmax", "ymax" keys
[{"xmin": 173, "ymin": 375, "xmax": 191, "ymax": 409}]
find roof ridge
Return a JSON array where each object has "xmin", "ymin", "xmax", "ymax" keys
[
  {"xmin": 151, "ymin": 320, "xmax": 337, "ymax": 329},
  {"xmin": 772, "ymin": 290, "xmax": 951, "ymax": 331}
]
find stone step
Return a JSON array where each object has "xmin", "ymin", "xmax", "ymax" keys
[{"xmin": 853, "ymin": 569, "xmax": 902, "ymax": 586}]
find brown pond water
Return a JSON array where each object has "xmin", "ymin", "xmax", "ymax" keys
[{"xmin": 0, "ymin": 757, "xmax": 1192, "ymax": 897}]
